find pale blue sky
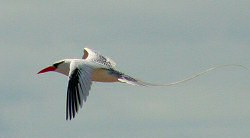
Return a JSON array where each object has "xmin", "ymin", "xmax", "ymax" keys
[{"xmin": 1, "ymin": 0, "xmax": 250, "ymax": 138}]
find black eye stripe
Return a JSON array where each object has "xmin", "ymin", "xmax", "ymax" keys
[{"xmin": 53, "ymin": 61, "xmax": 64, "ymax": 68}]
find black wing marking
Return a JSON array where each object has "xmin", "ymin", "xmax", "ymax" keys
[
  {"xmin": 83, "ymin": 48, "xmax": 116, "ymax": 68},
  {"xmin": 66, "ymin": 64, "xmax": 93, "ymax": 120}
]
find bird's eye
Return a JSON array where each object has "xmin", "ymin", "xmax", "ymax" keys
[{"xmin": 53, "ymin": 61, "xmax": 64, "ymax": 68}]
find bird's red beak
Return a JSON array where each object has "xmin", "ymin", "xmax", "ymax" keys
[{"xmin": 37, "ymin": 66, "xmax": 56, "ymax": 74}]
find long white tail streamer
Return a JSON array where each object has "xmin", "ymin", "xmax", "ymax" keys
[{"xmin": 137, "ymin": 64, "xmax": 248, "ymax": 87}]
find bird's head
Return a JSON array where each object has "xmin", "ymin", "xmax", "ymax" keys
[{"xmin": 37, "ymin": 59, "xmax": 70, "ymax": 76}]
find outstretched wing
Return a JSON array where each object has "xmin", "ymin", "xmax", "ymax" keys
[
  {"xmin": 66, "ymin": 61, "xmax": 93, "ymax": 120},
  {"xmin": 82, "ymin": 48, "xmax": 116, "ymax": 68}
]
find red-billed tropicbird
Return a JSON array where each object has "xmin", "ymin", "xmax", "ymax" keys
[{"xmin": 38, "ymin": 48, "xmax": 245, "ymax": 120}]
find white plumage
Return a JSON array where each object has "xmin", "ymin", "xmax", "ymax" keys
[{"xmin": 38, "ymin": 48, "xmax": 246, "ymax": 120}]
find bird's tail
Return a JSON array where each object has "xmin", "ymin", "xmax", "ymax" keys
[{"xmin": 117, "ymin": 64, "xmax": 247, "ymax": 86}]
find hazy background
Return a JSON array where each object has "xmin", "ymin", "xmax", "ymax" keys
[{"xmin": 1, "ymin": 0, "xmax": 250, "ymax": 138}]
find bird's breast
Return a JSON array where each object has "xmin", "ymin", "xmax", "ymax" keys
[{"xmin": 92, "ymin": 69, "xmax": 118, "ymax": 82}]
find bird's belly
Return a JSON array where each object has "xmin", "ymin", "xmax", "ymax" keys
[{"xmin": 92, "ymin": 69, "xmax": 118, "ymax": 82}]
